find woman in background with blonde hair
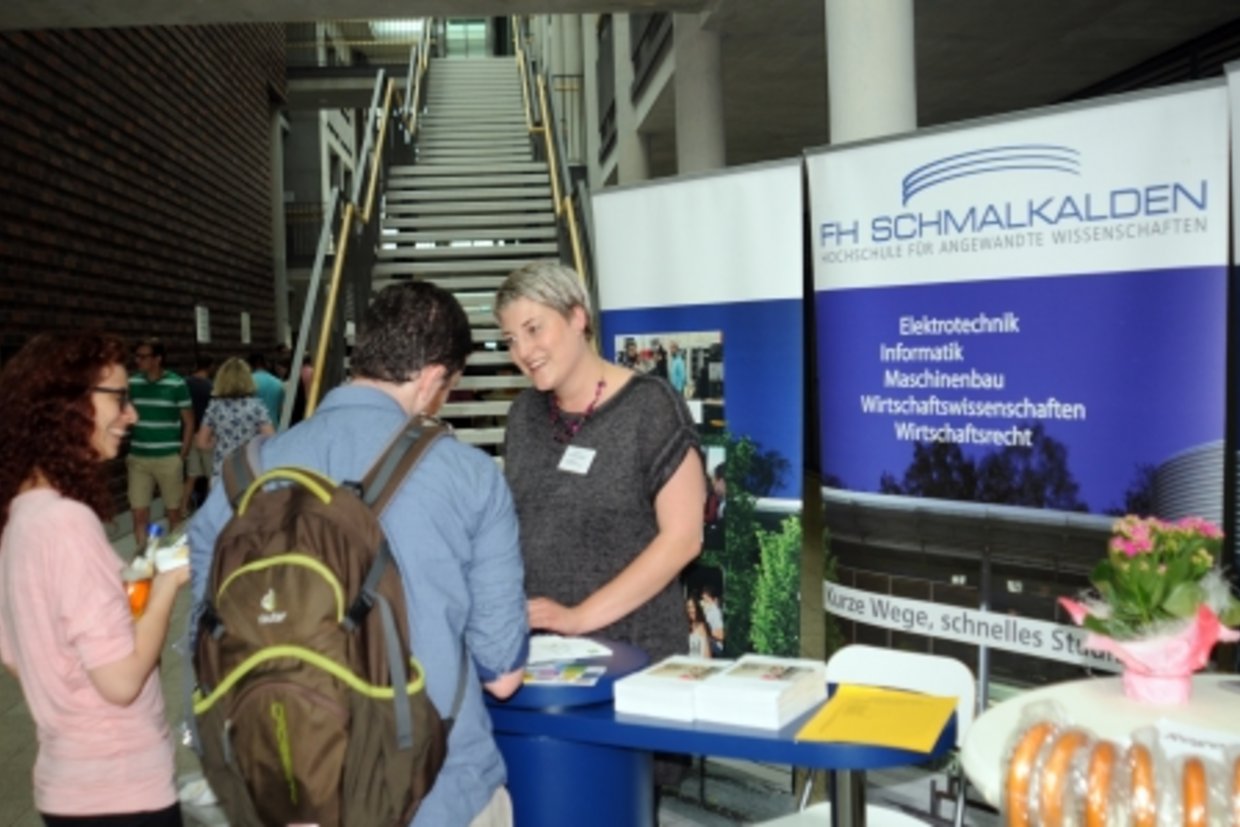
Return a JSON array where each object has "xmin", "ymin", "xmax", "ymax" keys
[{"xmin": 196, "ymin": 356, "xmax": 273, "ymax": 482}]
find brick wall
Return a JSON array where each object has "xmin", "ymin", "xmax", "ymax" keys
[{"xmin": 0, "ymin": 24, "xmax": 286, "ymax": 511}]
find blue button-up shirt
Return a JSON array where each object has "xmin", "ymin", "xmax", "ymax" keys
[{"xmin": 190, "ymin": 384, "xmax": 528, "ymax": 825}]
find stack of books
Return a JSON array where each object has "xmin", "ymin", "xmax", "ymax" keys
[
  {"xmin": 613, "ymin": 654, "xmax": 826, "ymax": 728},
  {"xmin": 613, "ymin": 657, "xmax": 733, "ymax": 721}
]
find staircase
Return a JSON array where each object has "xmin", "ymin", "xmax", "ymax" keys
[{"xmin": 378, "ymin": 56, "xmax": 561, "ymax": 450}]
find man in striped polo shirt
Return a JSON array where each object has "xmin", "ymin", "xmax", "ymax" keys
[{"xmin": 128, "ymin": 337, "xmax": 194, "ymax": 550}]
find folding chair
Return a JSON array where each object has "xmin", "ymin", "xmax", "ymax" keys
[{"xmin": 756, "ymin": 644, "xmax": 976, "ymax": 826}]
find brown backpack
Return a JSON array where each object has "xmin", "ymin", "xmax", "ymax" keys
[{"xmin": 192, "ymin": 416, "xmax": 464, "ymax": 827}]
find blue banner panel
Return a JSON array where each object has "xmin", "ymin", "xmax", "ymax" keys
[
  {"xmin": 601, "ymin": 297, "xmax": 803, "ymax": 501},
  {"xmin": 816, "ymin": 266, "xmax": 1226, "ymax": 513}
]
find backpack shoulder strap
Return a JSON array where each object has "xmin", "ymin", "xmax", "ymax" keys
[
  {"xmin": 220, "ymin": 436, "xmax": 268, "ymax": 509},
  {"xmin": 360, "ymin": 415, "xmax": 448, "ymax": 517}
]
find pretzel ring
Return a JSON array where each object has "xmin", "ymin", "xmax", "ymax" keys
[
  {"xmin": 1182, "ymin": 757, "xmax": 1207, "ymax": 827},
  {"xmin": 1128, "ymin": 743, "xmax": 1156, "ymax": 827},
  {"xmin": 1005, "ymin": 721, "xmax": 1054, "ymax": 827},
  {"xmin": 1083, "ymin": 740, "xmax": 1116, "ymax": 827},
  {"xmin": 1231, "ymin": 755, "xmax": 1240, "ymax": 827},
  {"xmin": 1039, "ymin": 729, "xmax": 1089, "ymax": 827}
]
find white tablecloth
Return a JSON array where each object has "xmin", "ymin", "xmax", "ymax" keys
[{"xmin": 961, "ymin": 674, "xmax": 1240, "ymax": 806}]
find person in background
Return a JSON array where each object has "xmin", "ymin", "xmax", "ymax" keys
[
  {"xmin": 180, "ymin": 355, "xmax": 214, "ymax": 515},
  {"xmin": 246, "ymin": 351, "xmax": 285, "ymax": 428},
  {"xmin": 668, "ymin": 341, "xmax": 687, "ymax": 397},
  {"xmin": 196, "ymin": 357, "xmax": 274, "ymax": 483},
  {"xmin": 0, "ymin": 332, "xmax": 189, "ymax": 826},
  {"xmin": 686, "ymin": 597, "xmax": 712, "ymax": 659},
  {"xmin": 190, "ymin": 282, "xmax": 528, "ymax": 826},
  {"xmin": 496, "ymin": 259, "xmax": 704, "ymax": 669},
  {"xmin": 616, "ymin": 336, "xmax": 639, "ymax": 369},
  {"xmin": 649, "ymin": 339, "xmax": 668, "ymax": 380},
  {"xmin": 699, "ymin": 583, "xmax": 725, "ymax": 657},
  {"xmin": 128, "ymin": 337, "xmax": 193, "ymax": 550}
]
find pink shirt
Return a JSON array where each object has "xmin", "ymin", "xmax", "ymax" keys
[{"xmin": 0, "ymin": 489, "xmax": 176, "ymax": 815}]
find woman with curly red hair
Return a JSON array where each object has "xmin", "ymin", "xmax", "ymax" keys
[{"xmin": 0, "ymin": 332, "xmax": 188, "ymax": 826}]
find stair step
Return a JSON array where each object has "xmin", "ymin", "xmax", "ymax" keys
[
  {"xmin": 467, "ymin": 310, "xmax": 499, "ymax": 327},
  {"xmin": 420, "ymin": 115, "xmax": 527, "ymax": 125},
  {"xmin": 420, "ymin": 114, "xmax": 528, "ymax": 125},
  {"xmin": 423, "ymin": 101, "xmax": 523, "ymax": 110},
  {"xmin": 454, "ymin": 291, "xmax": 498, "ymax": 307},
  {"xmin": 387, "ymin": 173, "xmax": 548, "ymax": 189},
  {"xmin": 470, "ymin": 328, "xmax": 505, "ymax": 342},
  {"xmin": 386, "ymin": 186, "xmax": 552, "ymax": 202},
  {"xmin": 375, "ymin": 257, "xmax": 534, "ymax": 273},
  {"xmin": 420, "ymin": 117, "xmax": 528, "ymax": 128},
  {"xmin": 419, "ymin": 138, "xmax": 530, "ymax": 150},
  {"xmin": 373, "ymin": 266, "xmax": 514, "ymax": 285},
  {"xmin": 465, "ymin": 350, "xmax": 515, "ymax": 366},
  {"xmin": 390, "ymin": 162, "xmax": 545, "ymax": 176},
  {"xmin": 440, "ymin": 400, "xmax": 514, "ymax": 418},
  {"xmin": 452, "ymin": 427, "xmax": 505, "ymax": 447},
  {"xmin": 377, "ymin": 242, "xmax": 558, "ymax": 261},
  {"xmin": 384, "ymin": 201, "xmax": 553, "ymax": 217},
  {"xmin": 383, "ymin": 212, "xmax": 556, "ymax": 229},
  {"xmin": 416, "ymin": 138, "xmax": 533, "ymax": 151},
  {"xmin": 374, "ymin": 274, "xmax": 510, "ymax": 292},
  {"xmin": 372, "ymin": 260, "xmax": 523, "ymax": 280},
  {"xmin": 417, "ymin": 154, "xmax": 535, "ymax": 164},
  {"xmin": 417, "ymin": 146, "xmax": 534, "ymax": 157},
  {"xmin": 382, "ymin": 227, "xmax": 556, "ymax": 243},
  {"xmin": 425, "ymin": 95, "xmax": 520, "ymax": 106},
  {"xmin": 457, "ymin": 375, "xmax": 529, "ymax": 391},
  {"xmin": 417, "ymin": 132, "xmax": 529, "ymax": 144}
]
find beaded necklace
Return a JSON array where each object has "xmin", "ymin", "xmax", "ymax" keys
[{"xmin": 549, "ymin": 379, "xmax": 605, "ymax": 443}]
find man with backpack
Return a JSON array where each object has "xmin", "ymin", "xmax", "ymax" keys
[{"xmin": 188, "ymin": 282, "xmax": 528, "ymax": 827}]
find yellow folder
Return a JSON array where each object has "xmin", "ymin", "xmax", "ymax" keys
[{"xmin": 794, "ymin": 684, "xmax": 955, "ymax": 753}]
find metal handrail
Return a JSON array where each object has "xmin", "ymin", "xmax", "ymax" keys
[
  {"xmin": 281, "ymin": 186, "xmax": 341, "ymax": 429},
  {"xmin": 351, "ymin": 71, "xmax": 387, "ymax": 208},
  {"xmin": 299, "ymin": 22, "xmax": 436, "ymax": 418},
  {"xmin": 361, "ymin": 79, "xmax": 397, "ymax": 224},
  {"xmin": 514, "ymin": 25, "xmax": 535, "ymax": 133},
  {"xmin": 514, "ymin": 18, "xmax": 592, "ymax": 288},
  {"xmin": 535, "ymin": 75, "xmax": 564, "ymax": 217},
  {"xmin": 307, "ymin": 200, "xmax": 356, "ymax": 417}
]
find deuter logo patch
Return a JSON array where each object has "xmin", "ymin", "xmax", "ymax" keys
[{"xmin": 258, "ymin": 587, "xmax": 287, "ymax": 625}]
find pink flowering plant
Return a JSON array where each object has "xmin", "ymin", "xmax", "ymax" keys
[{"xmin": 1061, "ymin": 515, "xmax": 1240, "ymax": 640}]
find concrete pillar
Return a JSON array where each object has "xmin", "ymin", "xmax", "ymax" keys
[
  {"xmin": 825, "ymin": 0, "xmax": 916, "ymax": 143},
  {"xmin": 271, "ymin": 111, "xmax": 290, "ymax": 346},
  {"xmin": 580, "ymin": 14, "xmax": 603, "ymax": 189},
  {"xmin": 613, "ymin": 14, "xmax": 649, "ymax": 183},
  {"xmin": 673, "ymin": 12, "xmax": 725, "ymax": 174},
  {"xmin": 547, "ymin": 16, "xmax": 565, "ymax": 77},
  {"xmin": 560, "ymin": 15, "xmax": 586, "ymax": 165}
]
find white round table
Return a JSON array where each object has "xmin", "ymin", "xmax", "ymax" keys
[{"xmin": 961, "ymin": 674, "xmax": 1240, "ymax": 807}]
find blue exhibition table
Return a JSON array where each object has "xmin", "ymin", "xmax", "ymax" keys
[{"xmin": 487, "ymin": 641, "xmax": 957, "ymax": 827}]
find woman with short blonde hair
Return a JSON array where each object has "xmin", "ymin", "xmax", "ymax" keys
[{"xmin": 196, "ymin": 357, "xmax": 274, "ymax": 480}]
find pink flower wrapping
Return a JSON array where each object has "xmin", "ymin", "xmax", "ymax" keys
[{"xmin": 1076, "ymin": 605, "xmax": 1240, "ymax": 704}]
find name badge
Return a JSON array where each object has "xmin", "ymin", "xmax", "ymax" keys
[{"xmin": 558, "ymin": 445, "xmax": 596, "ymax": 475}]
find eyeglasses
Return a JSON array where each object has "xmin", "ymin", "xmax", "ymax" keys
[{"xmin": 92, "ymin": 386, "xmax": 133, "ymax": 409}]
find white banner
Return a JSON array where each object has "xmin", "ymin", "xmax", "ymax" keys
[
  {"xmin": 808, "ymin": 83, "xmax": 1227, "ymax": 291},
  {"xmin": 592, "ymin": 159, "xmax": 803, "ymax": 309},
  {"xmin": 824, "ymin": 581, "xmax": 1121, "ymax": 672}
]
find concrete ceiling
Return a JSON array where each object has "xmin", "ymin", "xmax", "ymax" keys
[
  {"xmin": 0, "ymin": 0, "xmax": 705, "ymax": 30},
  {"xmin": 639, "ymin": 0, "xmax": 1240, "ymax": 176},
  {"xmin": 3, "ymin": 0, "xmax": 1237, "ymax": 181}
]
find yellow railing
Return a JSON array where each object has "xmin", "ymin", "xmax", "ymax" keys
[
  {"xmin": 305, "ymin": 26, "xmax": 432, "ymax": 418},
  {"xmin": 512, "ymin": 16, "xmax": 590, "ymax": 288}
]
